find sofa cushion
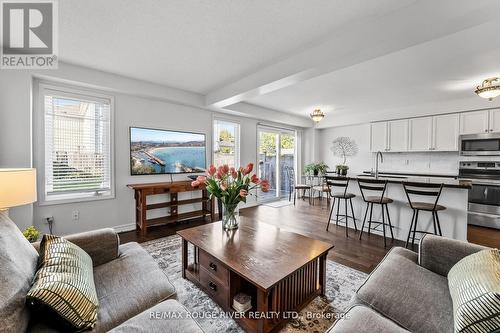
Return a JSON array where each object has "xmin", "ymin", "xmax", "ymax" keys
[
  {"xmin": 448, "ymin": 249, "xmax": 500, "ymax": 333},
  {"xmin": 108, "ymin": 299, "xmax": 203, "ymax": 333},
  {"xmin": 327, "ymin": 305, "xmax": 410, "ymax": 333},
  {"xmin": 90, "ymin": 242, "xmax": 176, "ymax": 332},
  {"xmin": 27, "ymin": 234, "xmax": 99, "ymax": 332},
  {"xmin": 352, "ymin": 247, "xmax": 454, "ymax": 333},
  {"xmin": 0, "ymin": 211, "xmax": 39, "ymax": 333}
]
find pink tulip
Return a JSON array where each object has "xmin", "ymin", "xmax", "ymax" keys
[
  {"xmin": 196, "ymin": 175, "xmax": 206, "ymax": 183},
  {"xmin": 260, "ymin": 179, "xmax": 270, "ymax": 192},
  {"xmin": 207, "ymin": 165, "xmax": 217, "ymax": 176},
  {"xmin": 240, "ymin": 189, "xmax": 248, "ymax": 197},
  {"xmin": 244, "ymin": 163, "xmax": 254, "ymax": 175},
  {"xmin": 251, "ymin": 174, "xmax": 260, "ymax": 184},
  {"xmin": 191, "ymin": 180, "xmax": 200, "ymax": 187},
  {"xmin": 229, "ymin": 167, "xmax": 238, "ymax": 179}
]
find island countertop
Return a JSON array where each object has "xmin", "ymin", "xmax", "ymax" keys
[{"xmin": 323, "ymin": 172, "xmax": 472, "ymax": 189}]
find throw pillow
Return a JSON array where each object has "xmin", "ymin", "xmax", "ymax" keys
[
  {"xmin": 26, "ymin": 234, "xmax": 99, "ymax": 331},
  {"xmin": 448, "ymin": 248, "xmax": 500, "ymax": 333}
]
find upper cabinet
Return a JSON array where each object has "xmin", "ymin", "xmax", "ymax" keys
[
  {"xmin": 433, "ymin": 114, "xmax": 459, "ymax": 151},
  {"xmin": 459, "ymin": 111, "xmax": 489, "ymax": 134},
  {"xmin": 373, "ymin": 114, "xmax": 460, "ymax": 153},
  {"xmin": 370, "ymin": 122, "xmax": 388, "ymax": 152},
  {"xmin": 459, "ymin": 109, "xmax": 500, "ymax": 134},
  {"xmin": 370, "ymin": 120, "xmax": 408, "ymax": 152},
  {"xmin": 387, "ymin": 120, "xmax": 408, "ymax": 152},
  {"xmin": 488, "ymin": 109, "xmax": 500, "ymax": 133},
  {"xmin": 409, "ymin": 117, "xmax": 432, "ymax": 151}
]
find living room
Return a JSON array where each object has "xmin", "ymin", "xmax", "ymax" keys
[{"xmin": 1, "ymin": 1, "xmax": 499, "ymax": 333}]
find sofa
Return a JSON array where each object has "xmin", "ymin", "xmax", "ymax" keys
[
  {"xmin": 328, "ymin": 234, "xmax": 488, "ymax": 333},
  {"xmin": 0, "ymin": 211, "xmax": 203, "ymax": 333}
]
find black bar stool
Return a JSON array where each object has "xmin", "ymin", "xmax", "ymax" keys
[
  {"xmin": 325, "ymin": 176, "xmax": 357, "ymax": 237},
  {"xmin": 358, "ymin": 178, "xmax": 394, "ymax": 247},
  {"xmin": 403, "ymin": 182, "xmax": 445, "ymax": 249}
]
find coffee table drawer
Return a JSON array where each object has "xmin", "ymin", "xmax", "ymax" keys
[
  {"xmin": 199, "ymin": 249, "xmax": 229, "ymax": 284},
  {"xmin": 199, "ymin": 267, "xmax": 229, "ymax": 308}
]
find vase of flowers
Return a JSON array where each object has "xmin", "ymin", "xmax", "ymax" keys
[{"xmin": 191, "ymin": 163, "xmax": 270, "ymax": 230}]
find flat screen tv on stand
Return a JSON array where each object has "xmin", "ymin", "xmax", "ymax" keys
[{"xmin": 129, "ymin": 127, "xmax": 206, "ymax": 175}]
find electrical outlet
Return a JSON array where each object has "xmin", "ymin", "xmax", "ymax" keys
[{"xmin": 72, "ymin": 210, "xmax": 79, "ymax": 220}]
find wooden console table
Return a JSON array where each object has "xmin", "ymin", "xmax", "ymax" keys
[{"xmin": 127, "ymin": 181, "xmax": 216, "ymax": 235}]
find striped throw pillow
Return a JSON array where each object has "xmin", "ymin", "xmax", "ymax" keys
[
  {"xmin": 26, "ymin": 234, "xmax": 99, "ymax": 331},
  {"xmin": 448, "ymin": 249, "xmax": 500, "ymax": 333}
]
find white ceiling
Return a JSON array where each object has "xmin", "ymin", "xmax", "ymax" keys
[
  {"xmin": 247, "ymin": 20, "xmax": 500, "ymax": 127},
  {"xmin": 57, "ymin": 0, "xmax": 500, "ymax": 128},
  {"xmin": 59, "ymin": 0, "xmax": 412, "ymax": 94}
]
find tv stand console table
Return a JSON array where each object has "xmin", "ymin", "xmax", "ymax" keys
[{"xmin": 127, "ymin": 180, "xmax": 216, "ymax": 235}]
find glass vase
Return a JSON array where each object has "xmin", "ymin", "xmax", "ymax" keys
[{"xmin": 222, "ymin": 202, "xmax": 239, "ymax": 230}]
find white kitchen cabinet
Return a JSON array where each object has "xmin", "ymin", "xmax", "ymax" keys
[
  {"xmin": 387, "ymin": 119, "xmax": 408, "ymax": 152},
  {"xmin": 488, "ymin": 109, "xmax": 500, "ymax": 133},
  {"xmin": 408, "ymin": 117, "xmax": 432, "ymax": 151},
  {"xmin": 433, "ymin": 114, "xmax": 459, "ymax": 151},
  {"xmin": 459, "ymin": 111, "xmax": 489, "ymax": 134},
  {"xmin": 370, "ymin": 122, "xmax": 387, "ymax": 152}
]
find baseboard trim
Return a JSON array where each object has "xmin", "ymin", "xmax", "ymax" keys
[{"xmin": 113, "ymin": 223, "xmax": 136, "ymax": 233}]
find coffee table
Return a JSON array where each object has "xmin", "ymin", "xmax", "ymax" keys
[{"xmin": 177, "ymin": 220, "xmax": 334, "ymax": 333}]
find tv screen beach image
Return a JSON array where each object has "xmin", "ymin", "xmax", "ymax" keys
[{"xmin": 130, "ymin": 127, "xmax": 206, "ymax": 175}]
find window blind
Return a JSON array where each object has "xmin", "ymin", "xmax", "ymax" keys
[{"xmin": 44, "ymin": 91, "xmax": 111, "ymax": 198}]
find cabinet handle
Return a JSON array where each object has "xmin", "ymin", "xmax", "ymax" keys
[
  {"xmin": 208, "ymin": 281, "xmax": 217, "ymax": 291},
  {"xmin": 209, "ymin": 262, "xmax": 217, "ymax": 271},
  {"xmin": 485, "ymin": 129, "xmax": 489, "ymax": 132}
]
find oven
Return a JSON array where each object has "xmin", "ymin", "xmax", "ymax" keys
[
  {"xmin": 460, "ymin": 133, "xmax": 500, "ymax": 156},
  {"xmin": 459, "ymin": 161, "xmax": 500, "ymax": 229}
]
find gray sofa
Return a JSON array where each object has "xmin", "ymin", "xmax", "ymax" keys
[
  {"xmin": 328, "ymin": 234, "xmax": 487, "ymax": 333},
  {"xmin": 0, "ymin": 211, "xmax": 203, "ymax": 333}
]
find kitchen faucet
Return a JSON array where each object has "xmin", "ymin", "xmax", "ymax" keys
[{"xmin": 375, "ymin": 151, "xmax": 384, "ymax": 179}]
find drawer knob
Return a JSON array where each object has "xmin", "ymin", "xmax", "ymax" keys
[
  {"xmin": 208, "ymin": 281, "xmax": 217, "ymax": 291},
  {"xmin": 209, "ymin": 262, "xmax": 217, "ymax": 271}
]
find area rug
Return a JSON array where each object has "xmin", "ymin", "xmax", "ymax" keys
[{"xmin": 142, "ymin": 235, "xmax": 367, "ymax": 333}]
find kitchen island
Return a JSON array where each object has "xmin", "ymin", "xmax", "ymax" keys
[{"xmin": 324, "ymin": 173, "xmax": 472, "ymax": 242}]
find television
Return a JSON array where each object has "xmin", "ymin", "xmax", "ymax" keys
[{"xmin": 130, "ymin": 127, "xmax": 206, "ymax": 175}]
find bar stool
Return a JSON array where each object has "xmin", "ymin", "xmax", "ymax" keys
[
  {"xmin": 325, "ymin": 176, "xmax": 357, "ymax": 237},
  {"xmin": 358, "ymin": 178, "xmax": 394, "ymax": 248},
  {"xmin": 403, "ymin": 182, "xmax": 445, "ymax": 249}
]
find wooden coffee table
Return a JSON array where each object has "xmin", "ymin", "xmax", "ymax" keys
[{"xmin": 177, "ymin": 220, "xmax": 334, "ymax": 333}]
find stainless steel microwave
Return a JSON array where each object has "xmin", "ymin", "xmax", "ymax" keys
[{"xmin": 460, "ymin": 133, "xmax": 500, "ymax": 156}]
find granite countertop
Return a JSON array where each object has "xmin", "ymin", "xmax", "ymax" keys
[
  {"xmin": 361, "ymin": 170, "xmax": 458, "ymax": 178},
  {"xmin": 334, "ymin": 173, "xmax": 472, "ymax": 189}
]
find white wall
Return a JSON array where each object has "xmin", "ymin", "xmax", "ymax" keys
[
  {"xmin": 0, "ymin": 63, "xmax": 300, "ymax": 235},
  {"xmin": 319, "ymin": 122, "xmax": 500, "ymax": 175}
]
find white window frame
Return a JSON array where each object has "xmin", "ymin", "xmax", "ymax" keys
[
  {"xmin": 34, "ymin": 80, "xmax": 115, "ymax": 205},
  {"xmin": 212, "ymin": 118, "xmax": 240, "ymax": 168}
]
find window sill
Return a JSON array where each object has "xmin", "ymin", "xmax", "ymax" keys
[{"xmin": 38, "ymin": 192, "xmax": 115, "ymax": 206}]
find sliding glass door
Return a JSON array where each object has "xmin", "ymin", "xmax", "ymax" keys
[{"xmin": 257, "ymin": 126, "xmax": 296, "ymax": 202}]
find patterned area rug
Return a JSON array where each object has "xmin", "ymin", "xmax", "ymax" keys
[{"xmin": 142, "ymin": 235, "xmax": 367, "ymax": 333}]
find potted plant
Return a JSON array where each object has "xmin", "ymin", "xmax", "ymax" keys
[
  {"xmin": 23, "ymin": 225, "xmax": 40, "ymax": 243},
  {"xmin": 339, "ymin": 165, "xmax": 349, "ymax": 176},
  {"xmin": 305, "ymin": 162, "xmax": 329, "ymax": 176},
  {"xmin": 191, "ymin": 163, "xmax": 269, "ymax": 230},
  {"xmin": 331, "ymin": 137, "xmax": 358, "ymax": 176}
]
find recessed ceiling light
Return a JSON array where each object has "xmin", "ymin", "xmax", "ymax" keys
[
  {"xmin": 475, "ymin": 77, "xmax": 500, "ymax": 101},
  {"xmin": 310, "ymin": 109, "xmax": 325, "ymax": 123}
]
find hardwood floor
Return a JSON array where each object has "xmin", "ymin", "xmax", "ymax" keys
[{"xmin": 120, "ymin": 199, "xmax": 500, "ymax": 274}]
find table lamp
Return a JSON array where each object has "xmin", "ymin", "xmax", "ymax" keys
[{"xmin": 0, "ymin": 168, "xmax": 37, "ymax": 212}]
